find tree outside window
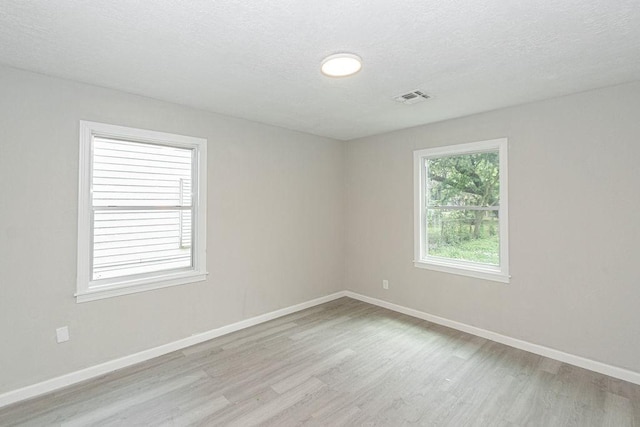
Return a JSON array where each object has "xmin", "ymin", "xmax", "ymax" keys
[{"xmin": 414, "ymin": 138, "xmax": 509, "ymax": 283}]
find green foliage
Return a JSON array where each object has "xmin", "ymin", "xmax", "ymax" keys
[
  {"xmin": 427, "ymin": 152, "xmax": 499, "ymax": 207},
  {"xmin": 426, "ymin": 151, "xmax": 500, "ymax": 265},
  {"xmin": 429, "ymin": 232, "xmax": 499, "ymax": 265}
]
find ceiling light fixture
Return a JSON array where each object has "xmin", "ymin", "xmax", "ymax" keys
[{"xmin": 321, "ymin": 53, "xmax": 362, "ymax": 77}]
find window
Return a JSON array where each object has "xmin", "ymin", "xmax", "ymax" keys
[
  {"xmin": 414, "ymin": 138, "xmax": 509, "ymax": 282},
  {"xmin": 77, "ymin": 121, "xmax": 207, "ymax": 302}
]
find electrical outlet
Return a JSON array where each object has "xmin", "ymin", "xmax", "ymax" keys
[
  {"xmin": 382, "ymin": 279, "xmax": 389, "ymax": 290},
  {"xmin": 56, "ymin": 326, "xmax": 70, "ymax": 343}
]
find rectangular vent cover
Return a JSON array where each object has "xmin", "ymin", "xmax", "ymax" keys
[{"xmin": 393, "ymin": 90, "xmax": 430, "ymax": 104}]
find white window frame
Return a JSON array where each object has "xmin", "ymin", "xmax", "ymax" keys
[
  {"xmin": 76, "ymin": 121, "xmax": 207, "ymax": 302},
  {"xmin": 414, "ymin": 138, "xmax": 509, "ymax": 283}
]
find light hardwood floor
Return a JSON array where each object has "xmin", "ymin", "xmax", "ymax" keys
[{"xmin": 1, "ymin": 297, "xmax": 639, "ymax": 426}]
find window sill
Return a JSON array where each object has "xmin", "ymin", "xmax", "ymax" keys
[
  {"xmin": 414, "ymin": 259, "xmax": 509, "ymax": 283},
  {"xmin": 76, "ymin": 271, "xmax": 208, "ymax": 303}
]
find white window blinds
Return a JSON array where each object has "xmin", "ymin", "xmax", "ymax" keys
[{"xmin": 91, "ymin": 137, "xmax": 194, "ymax": 280}]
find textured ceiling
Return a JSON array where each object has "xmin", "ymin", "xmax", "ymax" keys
[{"xmin": 1, "ymin": 1, "xmax": 639, "ymax": 140}]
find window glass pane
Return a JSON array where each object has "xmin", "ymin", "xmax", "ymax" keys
[
  {"xmin": 427, "ymin": 208, "xmax": 499, "ymax": 265},
  {"xmin": 427, "ymin": 151, "xmax": 499, "ymax": 208},
  {"xmin": 92, "ymin": 137, "xmax": 192, "ymax": 207},
  {"xmin": 91, "ymin": 137, "xmax": 194, "ymax": 281},
  {"xmin": 93, "ymin": 209, "xmax": 192, "ymax": 280}
]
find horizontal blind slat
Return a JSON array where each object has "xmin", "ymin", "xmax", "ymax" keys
[
  {"xmin": 95, "ymin": 236, "xmax": 180, "ymax": 250},
  {"xmin": 95, "ymin": 137, "xmax": 192, "ymax": 156},
  {"xmin": 94, "ymin": 148, "xmax": 192, "ymax": 164},
  {"xmin": 94, "ymin": 231, "xmax": 181, "ymax": 243},
  {"xmin": 94, "ymin": 248, "xmax": 190, "ymax": 266},
  {"xmin": 93, "ymin": 163, "xmax": 191, "ymax": 176},
  {"xmin": 94, "ymin": 259, "xmax": 191, "ymax": 280}
]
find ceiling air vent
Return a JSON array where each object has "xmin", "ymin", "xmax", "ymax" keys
[{"xmin": 393, "ymin": 90, "xmax": 430, "ymax": 105}]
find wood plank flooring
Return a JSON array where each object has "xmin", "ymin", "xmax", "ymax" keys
[{"xmin": 1, "ymin": 297, "xmax": 639, "ymax": 426}]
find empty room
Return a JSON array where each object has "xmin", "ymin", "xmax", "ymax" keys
[{"xmin": 1, "ymin": 1, "xmax": 639, "ymax": 425}]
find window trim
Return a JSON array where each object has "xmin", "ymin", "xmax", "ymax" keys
[
  {"xmin": 76, "ymin": 121, "xmax": 208, "ymax": 302},
  {"xmin": 413, "ymin": 138, "xmax": 509, "ymax": 283}
]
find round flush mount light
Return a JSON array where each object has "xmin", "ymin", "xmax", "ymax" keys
[{"xmin": 321, "ymin": 53, "xmax": 362, "ymax": 77}]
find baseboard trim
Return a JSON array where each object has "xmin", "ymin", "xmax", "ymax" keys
[
  {"xmin": 3, "ymin": 289, "xmax": 637, "ymax": 408},
  {"xmin": 344, "ymin": 291, "xmax": 640, "ymax": 385},
  {"xmin": 0, "ymin": 291, "xmax": 348, "ymax": 409}
]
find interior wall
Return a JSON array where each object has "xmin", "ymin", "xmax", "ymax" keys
[
  {"xmin": 345, "ymin": 81, "xmax": 640, "ymax": 373},
  {"xmin": 1, "ymin": 61, "xmax": 639, "ymax": 397},
  {"xmin": 0, "ymin": 65, "xmax": 345, "ymax": 394}
]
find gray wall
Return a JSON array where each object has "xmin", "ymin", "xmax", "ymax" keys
[
  {"xmin": 1, "ymin": 63, "xmax": 639, "ymax": 395},
  {"xmin": 0, "ymin": 66, "xmax": 345, "ymax": 394},
  {"xmin": 345, "ymin": 82, "xmax": 640, "ymax": 372}
]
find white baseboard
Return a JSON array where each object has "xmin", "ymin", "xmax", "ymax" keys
[
  {"xmin": 344, "ymin": 291, "xmax": 640, "ymax": 386},
  {"xmin": 0, "ymin": 291, "xmax": 348, "ymax": 409},
  {"xmin": 3, "ymin": 289, "xmax": 638, "ymax": 409}
]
